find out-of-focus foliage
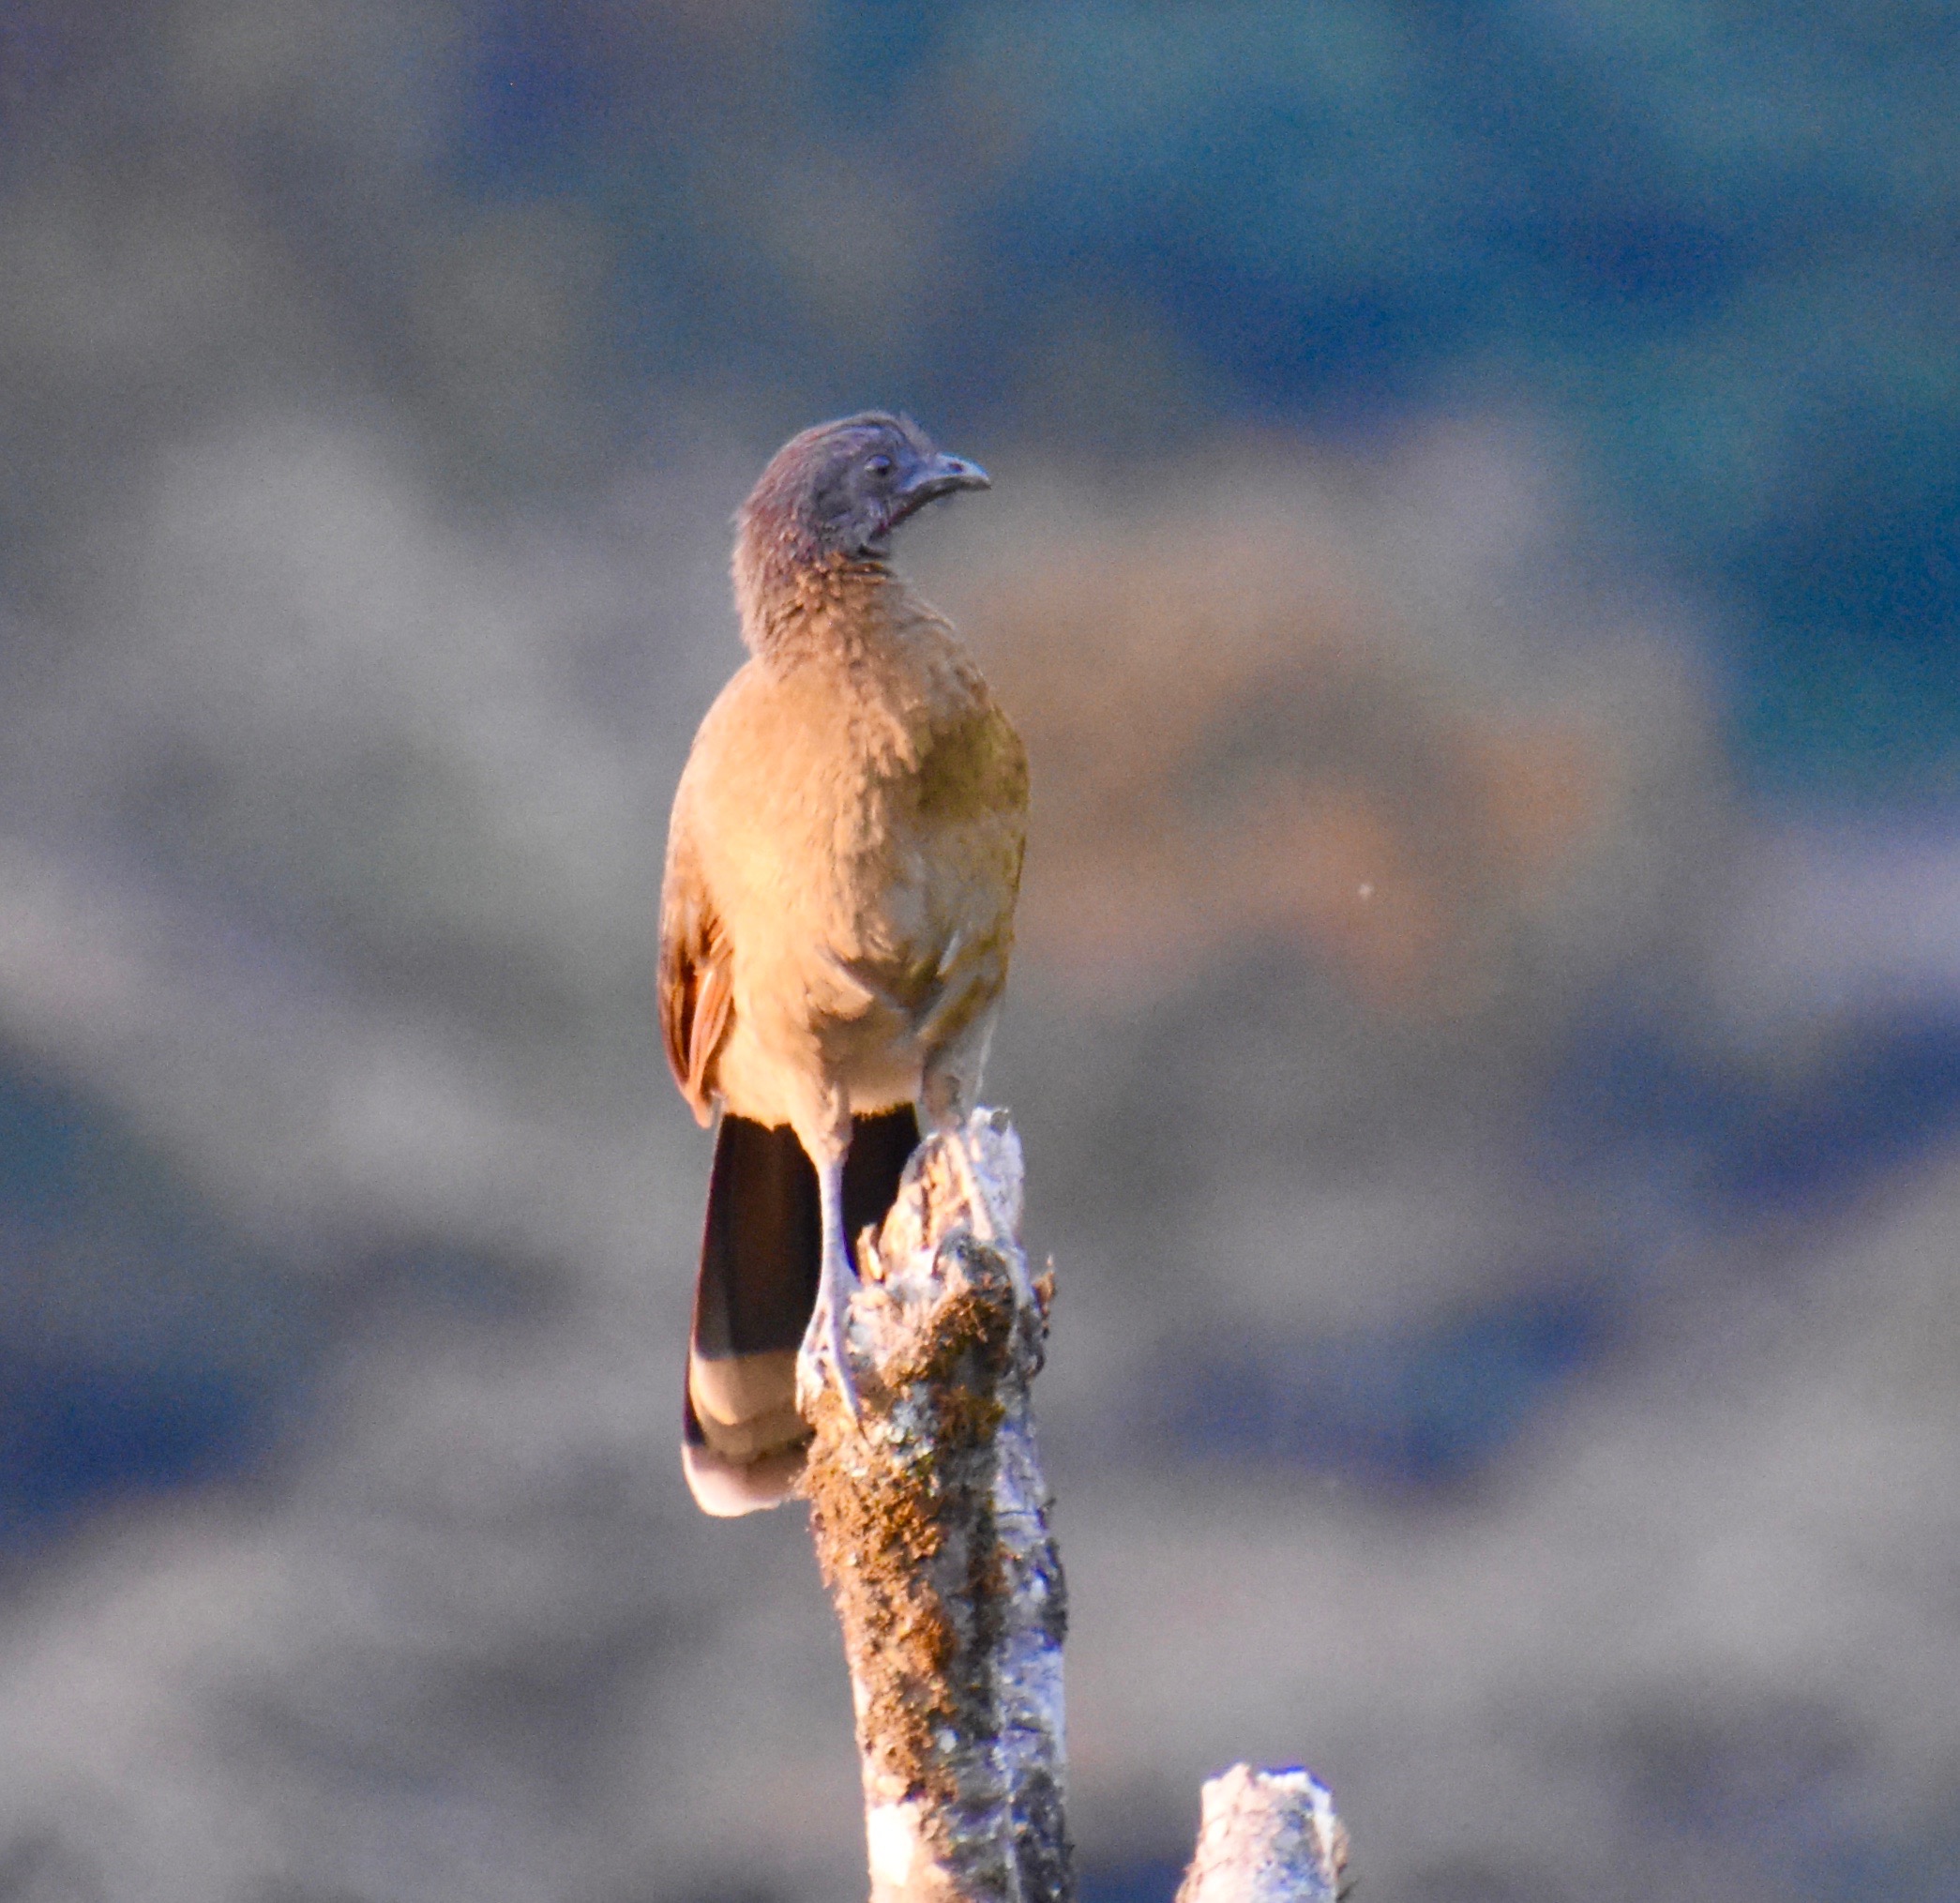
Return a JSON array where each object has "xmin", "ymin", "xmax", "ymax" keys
[{"xmin": 6, "ymin": 2, "xmax": 1956, "ymax": 793}]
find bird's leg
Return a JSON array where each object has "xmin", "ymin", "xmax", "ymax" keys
[{"xmin": 799, "ymin": 1150, "xmax": 864, "ymax": 1427}]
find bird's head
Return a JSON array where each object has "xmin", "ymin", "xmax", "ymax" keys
[{"xmin": 733, "ymin": 413, "xmax": 989, "ymax": 628}]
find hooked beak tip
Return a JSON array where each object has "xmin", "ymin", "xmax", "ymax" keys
[{"xmin": 887, "ymin": 449, "xmax": 992, "ymax": 529}]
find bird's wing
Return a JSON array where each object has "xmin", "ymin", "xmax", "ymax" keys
[
  {"xmin": 658, "ymin": 812, "xmax": 733, "ymax": 1127},
  {"xmin": 902, "ymin": 700, "xmax": 1030, "ymax": 1048}
]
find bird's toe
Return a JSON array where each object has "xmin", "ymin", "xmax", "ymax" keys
[{"xmin": 796, "ymin": 1276, "xmax": 865, "ymax": 1430}]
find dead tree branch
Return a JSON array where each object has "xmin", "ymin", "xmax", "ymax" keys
[
  {"xmin": 800, "ymin": 1110, "xmax": 1067, "ymax": 1903},
  {"xmin": 1175, "ymin": 1765, "xmax": 1350, "ymax": 1903},
  {"xmin": 797, "ymin": 1110, "xmax": 1349, "ymax": 1903}
]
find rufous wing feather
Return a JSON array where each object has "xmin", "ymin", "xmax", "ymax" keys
[{"xmin": 658, "ymin": 824, "xmax": 733, "ymax": 1126}]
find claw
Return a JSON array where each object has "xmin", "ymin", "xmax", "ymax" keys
[
  {"xmin": 800, "ymin": 1169, "xmax": 865, "ymax": 1430},
  {"xmin": 822, "ymin": 1280, "xmax": 863, "ymax": 1426},
  {"xmin": 797, "ymin": 1280, "xmax": 863, "ymax": 1427}
]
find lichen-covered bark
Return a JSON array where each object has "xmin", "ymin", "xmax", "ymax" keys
[
  {"xmin": 798, "ymin": 1110, "xmax": 1071, "ymax": 1903},
  {"xmin": 1175, "ymin": 1765, "xmax": 1350, "ymax": 1903}
]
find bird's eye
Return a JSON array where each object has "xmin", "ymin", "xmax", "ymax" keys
[{"xmin": 867, "ymin": 455, "xmax": 893, "ymax": 478}]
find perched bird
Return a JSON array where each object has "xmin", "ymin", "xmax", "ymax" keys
[{"xmin": 659, "ymin": 413, "xmax": 1027, "ymax": 1516}]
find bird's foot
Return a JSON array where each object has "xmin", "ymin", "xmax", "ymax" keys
[{"xmin": 797, "ymin": 1254, "xmax": 864, "ymax": 1430}]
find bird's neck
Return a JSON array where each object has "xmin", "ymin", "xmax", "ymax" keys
[{"xmin": 735, "ymin": 548, "xmax": 908, "ymax": 668}]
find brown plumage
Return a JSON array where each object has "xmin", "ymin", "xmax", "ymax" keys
[{"xmin": 659, "ymin": 413, "xmax": 1026, "ymax": 1515}]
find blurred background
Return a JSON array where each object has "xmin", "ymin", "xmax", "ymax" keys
[{"xmin": 2, "ymin": 4, "xmax": 1958, "ymax": 1899}]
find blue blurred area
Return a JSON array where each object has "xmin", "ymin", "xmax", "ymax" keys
[
  {"xmin": 1172, "ymin": 1289, "xmax": 1611, "ymax": 1489},
  {"xmin": 0, "ymin": 1063, "xmax": 305, "ymax": 1549},
  {"xmin": 1544, "ymin": 1006, "xmax": 1960, "ymax": 1218},
  {"xmin": 440, "ymin": 2, "xmax": 1960, "ymax": 802},
  {"xmin": 1168, "ymin": 1004, "xmax": 1960, "ymax": 1488},
  {"xmin": 1806, "ymin": 1827, "xmax": 1960, "ymax": 1903},
  {"xmin": 0, "ymin": 1358, "xmax": 258, "ymax": 1529},
  {"xmin": 460, "ymin": 3, "xmax": 616, "ymax": 197},
  {"xmin": 1078, "ymin": 1857, "xmax": 1184, "ymax": 1903},
  {"xmin": 0, "ymin": 1052, "xmax": 563, "ymax": 1553}
]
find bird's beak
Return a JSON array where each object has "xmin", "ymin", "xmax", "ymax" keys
[{"xmin": 891, "ymin": 450, "xmax": 991, "ymax": 524}]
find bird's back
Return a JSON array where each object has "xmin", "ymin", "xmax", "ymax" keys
[{"xmin": 664, "ymin": 569, "xmax": 1027, "ymax": 1127}]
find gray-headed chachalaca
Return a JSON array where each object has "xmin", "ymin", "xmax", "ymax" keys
[{"xmin": 659, "ymin": 413, "xmax": 1026, "ymax": 1516}]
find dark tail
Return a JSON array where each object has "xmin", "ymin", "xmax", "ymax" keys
[{"xmin": 682, "ymin": 1105, "xmax": 919, "ymax": 1515}]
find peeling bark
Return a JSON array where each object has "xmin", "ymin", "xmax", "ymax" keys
[{"xmin": 799, "ymin": 1110, "xmax": 1071, "ymax": 1903}]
